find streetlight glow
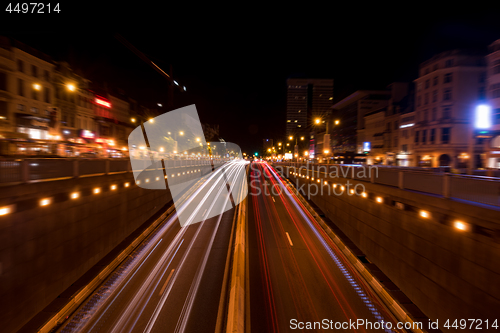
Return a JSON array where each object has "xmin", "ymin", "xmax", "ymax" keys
[
  {"xmin": 315, "ymin": 118, "xmax": 321, "ymax": 124},
  {"xmin": 40, "ymin": 198, "xmax": 51, "ymax": 206},
  {"xmin": 454, "ymin": 220, "xmax": 469, "ymax": 231},
  {"xmin": 66, "ymin": 83, "xmax": 76, "ymax": 91},
  {"xmin": 419, "ymin": 210, "xmax": 430, "ymax": 219},
  {"xmin": 0, "ymin": 206, "xmax": 12, "ymax": 215}
]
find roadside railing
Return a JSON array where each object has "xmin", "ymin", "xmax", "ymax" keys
[
  {"xmin": 272, "ymin": 162, "xmax": 500, "ymax": 207},
  {"xmin": 0, "ymin": 157, "xmax": 229, "ymax": 185}
]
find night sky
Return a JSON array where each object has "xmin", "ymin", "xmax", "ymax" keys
[{"xmin": 2, "ymin": 5, "xmax": 500, "ymax": 154}]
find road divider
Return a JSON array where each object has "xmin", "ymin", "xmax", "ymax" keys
[{"xmin": 219, "ymin": 175, "xmax": 248, "ymax": 333}]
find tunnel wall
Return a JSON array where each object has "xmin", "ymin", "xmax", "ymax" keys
[
  {"xmin": 0, "ymin": 165, "xmax": 209, "ymax": 333},
  {"xmin": 285, "ymin": 170, "xmax": 500, "ymax": 328}
]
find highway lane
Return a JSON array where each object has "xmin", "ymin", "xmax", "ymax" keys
[
  {"xmin": 248, "ymin": 161, "xmax": 404, "ymax": 333},
  {"xmin": 57, "ymin": 159, "xmax": 248, "ymax": 333}
]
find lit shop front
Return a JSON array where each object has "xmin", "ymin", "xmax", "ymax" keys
[
  {"xmin": 15, "ymin": 113, "xmax": 51, "ymax": 140},
  {"xmin": 396, "ymin": 153, "xmax": 413, "ymax": 166}
]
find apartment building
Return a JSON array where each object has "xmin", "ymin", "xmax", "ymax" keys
[
  {"xmin": 485, "ymin": 39, "xmax": 500, "ymax": 168},
  {"xmin": 413, "ymin": 49, "xmax": 486, "ymax": 168},
  {"xmin": 53, "ymin": 61, "xmax": 95, "ymax": 141},
  {"xmin": 0, "ymin": 37, "xmax": 56, "ymax": 140}
]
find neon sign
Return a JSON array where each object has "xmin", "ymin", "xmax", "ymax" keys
[{"xmin": 95, "ymin": 97, "xmax": 111, "ymax": 108}]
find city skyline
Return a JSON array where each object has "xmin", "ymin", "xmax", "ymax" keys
[{"xmin": 2, "ymin": 7, "xmax": 500, "ymax": 154}]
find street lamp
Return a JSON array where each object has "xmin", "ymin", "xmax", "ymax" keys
[
  {"xmin": 335, "ymin": 119, "xmax": 340, "ymax": 125},
  {"xmin": 66, "ymin": 83, "xmax": 76, "ymax": 92},
  {"xmin": 324, "ymin": 149, "xmax": 330, "ymax": 163}
]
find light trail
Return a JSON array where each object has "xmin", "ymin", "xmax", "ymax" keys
[{"xmin": 265, "ymin": 163, "xmax": 398, "ymax": 333}]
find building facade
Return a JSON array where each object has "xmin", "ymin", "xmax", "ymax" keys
[
  {"xmin": 485, "ymin": 39, "xmax": 500, "ymax": 168},
  {"xmin": 355, "ymin": 83, "xmax": 413, "ymax": 165},
  {"xmin": 286, "ymin": 78, "xmax": 334, "ymax": 137},
  {"xmin": 413, "ymin": 49, "xmax": 487, "ymax": 168},
  {"xmin": 396, "ymin": 111, "xmax": 417, "ymax": 166},
  {"xmin": 0, "ymin": 37, "xmax": 56, "ymax": 143},
  {"xmin": 361, "ymin": 110, "xmax": 385, "ymax": 164},
  {"xmin": 53, "ymin": 61, "xmax": 95, "ymax": 142},
  {"xmin": 0, "ymin": 36, "xmax": 140, "ymax": 157},
  {"xmin": 331, "ymin": 90, "xmax": 391, "ymax": 155}
]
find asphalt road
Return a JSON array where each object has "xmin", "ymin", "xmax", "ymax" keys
[
  {"xmin": 247, "ymin": 161, "xmax": 404, "ymax": 333},
  {"xmin": 57, "ymin": 160, "xmax": 248, "ymax": 333}
]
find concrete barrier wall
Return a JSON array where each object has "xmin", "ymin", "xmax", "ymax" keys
[
  {"xmin": 285, "ymin": 170, "xmax": 500, "ymax": 328},
  {"xmin": 0, "ymin": 166, "xmax": 202, "ymax": 333}
]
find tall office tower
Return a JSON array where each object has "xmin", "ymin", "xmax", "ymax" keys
[{"xmin": 286, "ymin": 78, "xmax": 334, "ymax": 136}]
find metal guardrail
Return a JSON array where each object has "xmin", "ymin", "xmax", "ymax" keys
[
  {"xmin": 273, "ymin": 162, "xmax": 500, "ymax": 207},
  {"xmin": 0, "ymin": 160, "xmax": 22, "ymax": 183},
  {"xmin": 0, "ymin": 158, "xmax": 229, "ymax": 184}
]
